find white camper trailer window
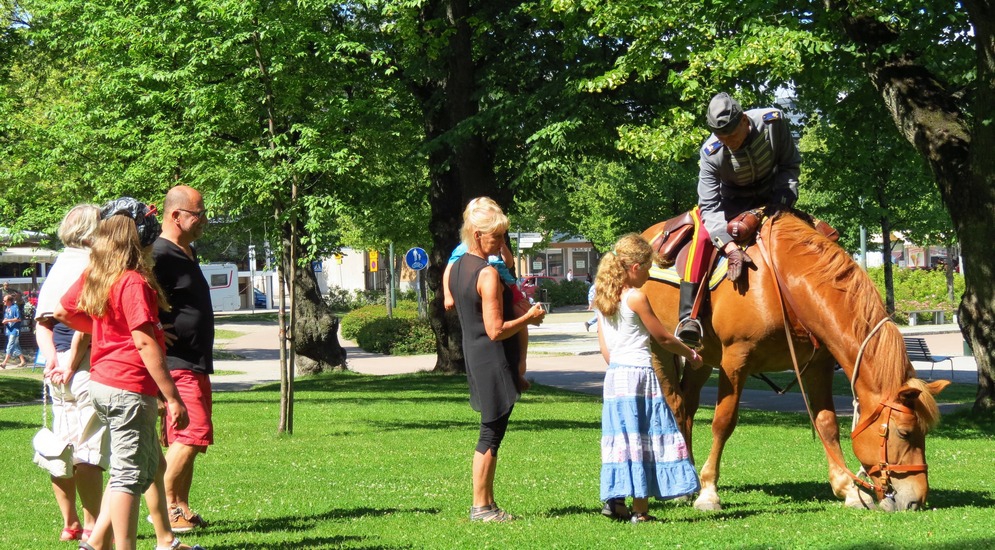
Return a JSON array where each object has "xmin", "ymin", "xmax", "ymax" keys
[{"xmin": 210, "ymin": 274, "xmax": 228, "ymax": 287}]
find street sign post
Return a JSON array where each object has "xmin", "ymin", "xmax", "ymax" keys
[
  {"xmin": 404, "ymin": 247, "xmax": 428, "ymax": 270},
  {"xmin": 405, "ymin": 247, "xmax": 429, "ymax": 317}
]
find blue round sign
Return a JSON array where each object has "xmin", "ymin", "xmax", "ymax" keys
[{"xmin": 405, "ymin": 247, "xmax": 428, "ymax": 271}]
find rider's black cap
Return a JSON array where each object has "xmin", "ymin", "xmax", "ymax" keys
[{"xmin": 707, "ymin": 92, "xmax": 744, "ymax": 136}]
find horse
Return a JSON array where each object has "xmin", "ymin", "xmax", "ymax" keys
[{"xmin": 641, "ymin": 212, "xmax": 949, "ymax": 512}]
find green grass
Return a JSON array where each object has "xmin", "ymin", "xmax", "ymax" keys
[
  {"xmin": 2, "ymin": 372, "xmax": 992, "ymax": 548},
  {"xmin": 0, "ymin": 368, "xmax": 43, "ymax": 403},
  {"xmin": 214, "ymin": 328, "xmax": 245, "ymax": 341}
]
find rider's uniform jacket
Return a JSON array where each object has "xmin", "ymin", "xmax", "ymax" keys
[{"xmin": 697, "ymin": 108, "xmax": 801, "ymax": 248}]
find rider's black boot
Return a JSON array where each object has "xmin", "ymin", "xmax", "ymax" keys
[{"xmin": 676, "ymin": 281, "xmax": 701, "ymax": 348}]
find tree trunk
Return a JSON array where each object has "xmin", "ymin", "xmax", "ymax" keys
[
  {"xmin": 294, "ymin": 263, "xmax": 347, "ymax": 374},
  {"xmin": 413, "ymin": 0, "xmax": 501, "ymax": 374},
  {"xmin": 833, "ymin": 0, "xmax": 995, "ymax": 412}
]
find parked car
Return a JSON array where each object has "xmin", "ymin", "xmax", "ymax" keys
[
  {"xmin": 253, "ymin": 288, "xmax": 268, "ymax": 308},
  {"xmin": 519, "ymin": 275, "xmax": 557, "ymax": 303}
]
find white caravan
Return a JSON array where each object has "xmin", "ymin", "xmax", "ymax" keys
[{"xmin": 199, "ymin": 263, "xmax": 240, "ymax": 312}]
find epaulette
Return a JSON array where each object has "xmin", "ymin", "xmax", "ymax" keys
[
  {"xmin": 762, "ymin": 110, "xmax": 783, "ymax": 124},
  {"xmin": 703, "ymin": 140, "xmax": 723, "ymax": 155}
]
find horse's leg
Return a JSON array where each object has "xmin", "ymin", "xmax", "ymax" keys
[
  {"xmin": 694, "ymin": 359, "xmax": 746, "ymax": 512},
  {"xmin": 805, "ymin": 360, "xmax": 873, "ymax": 509},
  {"xmin": 651, "ymin": 342, "xmax": 689, "ymax": 437},
  {"xmin": 678, "ymin": 360, "xmax": 713, "ymax": 458}
]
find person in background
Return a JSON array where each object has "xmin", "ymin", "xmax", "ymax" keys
[
  {"xmin": 35, "ymin": 204, "xmax": 107, "ymax": 544},
  {"xmin": 2, "ymin": 293, "xmax": 26, "ymax": 368},
  {"xmin": 594, "ymin": 233, "xmax": 701, "ymax": 523},
  {"xmin": 153, "ymin": 185, "xmax": 215, "ymax": 531},
  {"xmin": 449, "ymin": 197, "xmax": 546, "ymax": 522},
  {"xmin": 583, "ymin": 281, "xmax": 598, "ymax": 332},
  {"xmin": 566, "ymin": 269, "xmax": 574, "ymax": 282}
]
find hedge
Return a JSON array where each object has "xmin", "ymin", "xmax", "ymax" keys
[{"xmin": 340, "ymin": 301, "xmax": 435, "ymax": 355}]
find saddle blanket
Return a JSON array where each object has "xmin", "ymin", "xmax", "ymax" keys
[{"xmin": 650, "ymin": 257, "xmax": 729, "ymax": 290}]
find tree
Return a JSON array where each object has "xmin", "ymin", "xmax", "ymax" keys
[
  {"xmin": 552, "ymin": 0, "xmax": 994, "ymax": 413},
  {"xmin": 826, "ymin": 0, "xmax": 995, "ymax": 412},
  {"xmin": 3, "ymin": 0, "xmax": 436, "ymax": 430}
]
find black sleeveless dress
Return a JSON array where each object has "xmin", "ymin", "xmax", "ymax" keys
[{"xmin": 450, "ymin": 253, "xmax": 520, "ymax": 422}]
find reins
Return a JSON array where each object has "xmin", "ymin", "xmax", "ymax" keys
[{"xmin": 755, "ymin": 216, "xmax": 925, "ymax": 502}]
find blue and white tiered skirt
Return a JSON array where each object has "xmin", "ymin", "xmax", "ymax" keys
[{"xmin": 600, "ymin": 363, "xmax": 700, "ymax": 501}]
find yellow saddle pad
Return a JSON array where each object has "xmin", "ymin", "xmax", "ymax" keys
[{"xmin": 649, "ymin": 257, "xmax": 729, "ymax": 290}]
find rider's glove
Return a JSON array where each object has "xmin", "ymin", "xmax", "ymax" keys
[{"xmin": 726, "ymin": 247, "xmax": 754, "ymax": 281}]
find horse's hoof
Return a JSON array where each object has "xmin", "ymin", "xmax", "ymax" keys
[{"xmin": 693, "ymin": 497, "xmax": 722, "ymax": 512}]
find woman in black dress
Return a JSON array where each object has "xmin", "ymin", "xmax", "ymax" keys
[{"xmin": 449, "ymin": 197, "xmax": 546, "ymax": 522}]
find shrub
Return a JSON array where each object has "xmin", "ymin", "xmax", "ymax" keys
[
  {"xmin": 543, "ymin": 279, "xmax": 589, "ymax": 307},
  {"xmin": 340, "ymin": 301, "xmax": 434, "ymax": 355},
  {"xmin": 866, "ymin": 266, "xmax": 964, "ymax": 324},
  {"xmin": 325, "ymin": 287, "xmax": 388, "ymax": 311}
]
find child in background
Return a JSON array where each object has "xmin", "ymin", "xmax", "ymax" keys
[
  {"xmin": 594, "ymin": 233, "xmax": 702, "ymax": 523},
  {"xmin": 443, "ymin": 198, "xmax": 531, "ymax": 391}
]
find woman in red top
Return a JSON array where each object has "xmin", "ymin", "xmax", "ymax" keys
[{"xmin": 57, "ymin": 204, "xmax": 190, "ymax": 550}]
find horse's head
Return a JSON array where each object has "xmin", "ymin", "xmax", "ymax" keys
[{"xmin": 850, "ymin": 378, "xmax": 950, "ymax": 511}]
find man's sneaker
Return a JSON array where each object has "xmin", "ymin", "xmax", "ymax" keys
[{"xmin": 169, "ymin": 507, "xmax": 197, "ymax": 533}]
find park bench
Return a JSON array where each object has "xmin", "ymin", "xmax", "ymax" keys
[{"xmin": 903, "ymin": 336, "xmax": 953, "ymax": 380}]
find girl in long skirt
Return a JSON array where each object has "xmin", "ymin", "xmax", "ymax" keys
[{"xmin": 594, "ymin": 234, "xmax": 702, "ymax": 523}]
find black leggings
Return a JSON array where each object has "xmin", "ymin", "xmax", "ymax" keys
[{"xmin": 475, "ymin": 408, "xmax": 513, "ymax": 457}]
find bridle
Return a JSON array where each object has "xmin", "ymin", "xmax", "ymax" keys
[
  {"xmin": 756, "ymin": 217, "xmax": 927, "ymax": 503},
  {"xmin": 849, "ymin": 397, "xmax": 927, "ymax": 501}
]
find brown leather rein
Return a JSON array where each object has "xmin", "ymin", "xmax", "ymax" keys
[{"xmin": 754, "ymin": 217, "xmax": 927, "ymax": 502}]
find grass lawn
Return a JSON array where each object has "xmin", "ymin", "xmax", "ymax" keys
[{"xmin": 2, "ymin": 372, "xmax": 993, "ymax": 549}]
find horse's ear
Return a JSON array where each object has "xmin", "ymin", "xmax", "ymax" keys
[
  {"xmin": 896, "ymin": 386, "xmax": 923, "ymax": 408},
  {"xmin": 926, "ymin": 379, "xmax": 952, "ymax": 396}
]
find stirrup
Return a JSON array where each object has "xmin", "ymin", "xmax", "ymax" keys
[{"xmin": 675, "ymin": 318, "xmax": 703, "ymax": 350}]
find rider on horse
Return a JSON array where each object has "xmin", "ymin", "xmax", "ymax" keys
[{"xmin": 677, "ymin": 92, "xmax": 802, "ymax": 347}]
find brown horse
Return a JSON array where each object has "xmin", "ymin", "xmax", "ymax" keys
[{"xmin": 642, "ymin": 212, "xmax": 949, "ymax": 512}]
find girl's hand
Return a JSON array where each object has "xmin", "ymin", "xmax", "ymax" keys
[{"xmin": 687, "ymin": 349, "xmax": 703, "ymax": 368}]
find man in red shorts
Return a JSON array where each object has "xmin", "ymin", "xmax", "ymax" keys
[{"xmin": 153, "ymin": 185, "xmax": 214, "ymax": 532}]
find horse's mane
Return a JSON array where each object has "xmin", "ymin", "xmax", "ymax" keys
[
  {"xmin": 773, "ymin": 214, "xmax": 915, "ymax": 394},
  {"xmin": 904, "ymin": 378, "xmax": 942, "ymax": 431}
]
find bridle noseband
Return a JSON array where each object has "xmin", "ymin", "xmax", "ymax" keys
[{"xmin": 849, "ymin": 399, "xmax": 927, "ymax": 501}]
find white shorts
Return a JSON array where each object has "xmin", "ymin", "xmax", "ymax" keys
[{"xmin": 48, "ymin": 349, "xmax": 110, "ymax": 470}]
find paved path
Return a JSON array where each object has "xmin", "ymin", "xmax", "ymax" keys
[{"xmin": 214, "ymin": 307, "xmax": 976, "ymax": 415}]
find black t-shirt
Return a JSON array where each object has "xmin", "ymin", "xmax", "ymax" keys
[
  {"xmin": 152, "ymin": 238, "xmax": 215, "ymax": 374},
  {"xmin": 53, "ymin": 322, "xmax": 75, "ymax": 353}
]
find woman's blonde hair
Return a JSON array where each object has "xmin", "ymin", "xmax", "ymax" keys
[
  {"xmin": 594, "ymin": 233, "xmax": 655, "ymax": 316},
  {"xmin": 57, "ymin": 204, "xmax": 101, "ymax": 249},
  {"xmin": 78, "ymin": 215, "xmax": 170, "ymax": 317},
  {"xmin": 460, "ymin": 197, "xmax": 509, "ymax": 251}
]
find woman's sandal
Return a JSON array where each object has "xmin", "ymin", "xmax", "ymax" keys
[
  {"xmin": 154, "ymin": 537, "xmax": 207, "ymax": 550},
  {"xmin": 60, "ymin": 527, "xmax": 83, "ymax": 541},
  {"xmin": 469, "ymin": 503, "xmax": 515, "ymax": 522},
  {"xmin": 629, "ymin": 512, "xmax": 657, "ymax": 524},
  {"xmin": 601, "ymin": 498, "xmax": 631, "ymax": 522}
]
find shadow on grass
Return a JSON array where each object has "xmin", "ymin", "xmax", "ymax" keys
[
  {"xmin": 720, "ymin": 409, "xmax": 817, "ymax": 429},
  {"xmin": 933, "ymin": 408, "xmax": 995, "ymax": 440},
  {"xmin": 924, "ymin": 487, "xmax": 995, "ymax": 508},
  {"xmin": 819, "ymin": 537, "xmax": 995, "ymax": 550},
  {"xmin": 733, "ymin": 481, "xmax": 846, "ymax": 504},
  {"xmin": 0, "ymin": 419, "xmax": 36, "ymax": 430},
  {"xmin": 545, "ymin": 504, "xmax": 764, "ymax": 523},
  {"xmin": 207, "ymin": 535, "xmax": 402, "ymax": 550},
  {"xmin": 206, "ymin": 506, "xmax": 440, "ymax": 538},
  {"xmin": 367, "ymin": 417, "xmax": 599, "ymax": 432}
]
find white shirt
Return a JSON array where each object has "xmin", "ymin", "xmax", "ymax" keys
[{"xmin": 598, "ymin": 288, "xmax": 651, "ymax": 367}]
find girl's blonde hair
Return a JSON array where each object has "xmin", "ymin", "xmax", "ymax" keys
[
  {"xmin": 78, "ymin": 215, "xmax": 170, "ymax": 317},
  {"xmin": 57, "ymin": 204, "xmax": 101, "ymax": 249},
  {"xmin": 594, "ymin": 233, "xmax": 655, "ymax": 316},
  {"xmin": 460, "ymin": 196, "xmax": 509, "ymax": 251}
]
